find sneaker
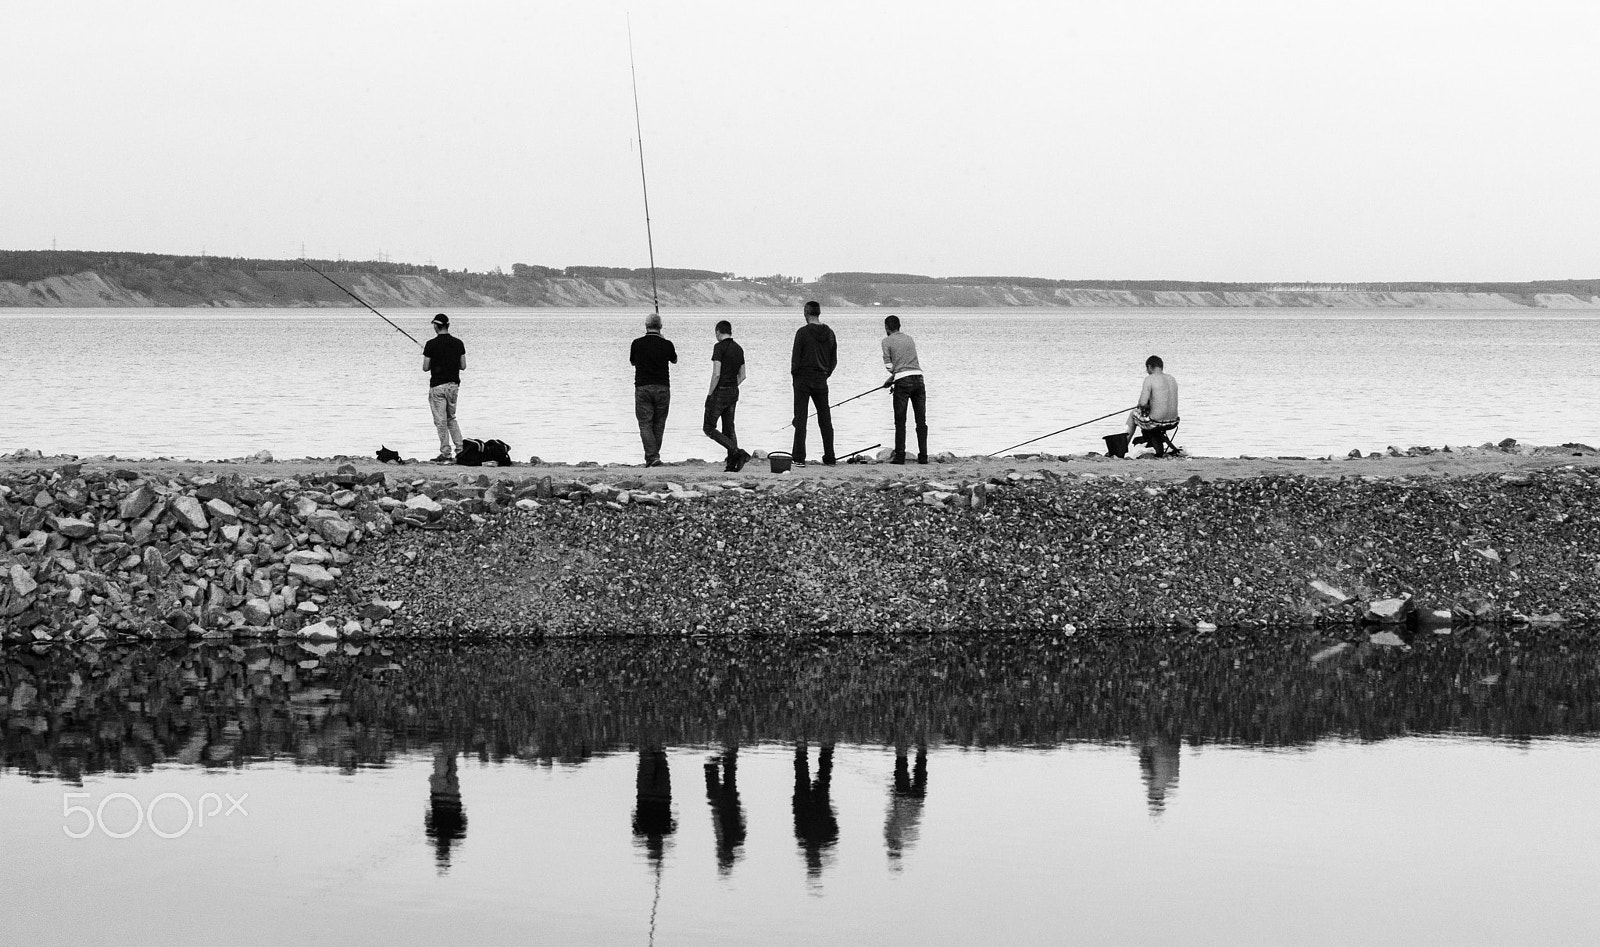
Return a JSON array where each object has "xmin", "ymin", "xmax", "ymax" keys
[
  {"xmin": 917, "ymin": 454, "xmax": 929, "ymax": 465},
  {"xmin": 431, "ymin": 451, "xmax": 454, "ymax": 463},
  {"xmin": 822, "ymin": 456, "xmax": 837, "ymax": 466},
  {"xmin": 732, "ymin": 449, "xmax": 751, "ymax": 472},
  {"xmin": 646, "ymin": 459, "xmax": 664, "ymax": 468},
  {"xmin": 792, "ymin": 459, "xmax": 807, "ymax": 468},
  {"xmin": 890, "ymin": 455, "xmax": 906, "ymax": 465}
]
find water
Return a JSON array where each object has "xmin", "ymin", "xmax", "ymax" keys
[
  {"xmin": 2, "ymin": 308, "xmax": 1598, "ymax": 463},
  {"xmin": 4, "ymin": 632, "xmax": 1600, "ymax": 944}
]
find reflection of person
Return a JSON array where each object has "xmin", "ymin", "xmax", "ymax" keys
[
  {"xmin": 703, "ymin": 321, "xmax": 750, "ymax": 472},
  {"xmin": 704, "ymin": 747, "xmax": 747, "ymax": 873},
  {"xmin": 880, "ymin": 315, "xmax": 928, "ymax": 465},
  {"xmin": 1125, "ymin": 355, "xmax": 1180, "ymax": 456},
  {"xmin": 792, "ymin": 742, "xmax": 839, "ymax": 879},
  {"xmin": 424, "ymin": 746, "xmax": 468, "ymax": 872},
  {"xmin": 422, "ymin": 313, "xmax": 466, "ymax": 462},
  {"xmin": 630, "ymin": 313, "xmax": 678, "ymax": 467},
  {"xmin": 633, "ymin": 746, "xmax": 676, "ymax": 862},
  {"xmin": 789, "ymin": 301, "xmax": 838, "ymax": 467},
  {"xmin": 884, "ymin": 745, "xmax": 927, "ymax": 869},
  {"xmin": 1138, "ymin": 736, "xmax": 1181, "ymax": 816}
]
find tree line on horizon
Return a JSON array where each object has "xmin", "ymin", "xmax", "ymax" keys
[{"xmin": 3, "ymin": 250, "xmax": 1599, "ymax": 297}]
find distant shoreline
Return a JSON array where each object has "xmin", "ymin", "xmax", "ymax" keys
[{"xmin": 4, "ymin": 250, "xmax": 1599, "ymax": 310}]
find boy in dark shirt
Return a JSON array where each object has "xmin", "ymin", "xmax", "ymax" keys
[
  {"xmin": 704, "ymin": 320, "xmax": 749, "ymax": 472},
  {"xmin": 421, "ymin": 313, "xmax": 466, "ymax": 462},
  {"xmin": 629, "ymin": 313, "xmax": 677, "ymax": 467},
  {"xmin": 789, "ymin": 301, "xmax": 837, "ymax": 466}
]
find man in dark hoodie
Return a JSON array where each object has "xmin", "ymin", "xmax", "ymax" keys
[{"xmin": 789, "ymin": 300, "xmax": 837, "ymax": 466}]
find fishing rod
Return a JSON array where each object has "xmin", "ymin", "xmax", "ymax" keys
[
  {"xmin": 987, "ymin": 406, "xmax": 1137, "ymax": 457},
  {"xmin": 838, "ymin": 442, "xmax": 881, "ymax": 462},
  {"xmin": 627, "ymin": 18, "xmax": 660, "ymax": 315},
  {"xmin": 297, "ymin": 259, "xmax": 422, "ymax": 347},
  {"xmin": 769, "ymin": 385, "xmax": 887, "ymax": 434}
]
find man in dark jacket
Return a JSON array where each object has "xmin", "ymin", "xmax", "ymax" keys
[
  {"xmin": 789, "ymin": 301, "xmax": 837, "ymax": 466},
  {"xmin": 629, "ymin": 313, "xmax": 677, "ymax": 467}
]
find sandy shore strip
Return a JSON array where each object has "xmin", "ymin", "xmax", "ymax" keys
[{"xmin": 1, "ymin": 443, "xmax": 1597, "ymax": 640}]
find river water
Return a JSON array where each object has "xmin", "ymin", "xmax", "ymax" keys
[
  {"xmin": 3, "ymin": 632, "xmax": 1599, "ymax": 944},
  {"xmin": 2, "ymin": 307, "xmax": 1597, "ymax": 463}
]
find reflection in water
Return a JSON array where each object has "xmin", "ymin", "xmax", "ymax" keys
[
  {"xmin": 633, "ymin": 747, "xmax": 676, "ymax": 864},
  {"xmin": 1138, "ymin": 737, "xmax": 1181, "ymax": 817},
  {"xmin": 5, "ymin": 629, "xmax": 1600, "ymax": 876},
  {"xmin": 885, "ymin": 745, "xmax": 928, "ymax": 868},
  {"xmin": 793, "ymin": 743, "xmax": 839, "ymax": 880},
  {"xmin": 424, "ymin": 747, "xmax": 468, "ymax": 872},
  {"xmin": 704, "ymin": 747, "xmax": 747, "ymax": 874}
]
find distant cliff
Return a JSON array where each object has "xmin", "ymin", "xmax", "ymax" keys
[{"xmin": 3, "ymin": 251, "xmax": 1599, "ymax": 309}]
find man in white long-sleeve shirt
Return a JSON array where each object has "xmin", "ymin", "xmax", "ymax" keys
[{"xmin": 879, "ymin": 315, "xmax": 928, "ymax": 464}]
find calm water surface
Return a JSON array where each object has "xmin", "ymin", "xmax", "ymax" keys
[
  {"xmin": 2, "ymin": 308, "xmax": 1598, "ymax": 462},
  {"xmin": 3, "ymin": 631, "xmax": 1599, "ymax": 945}
]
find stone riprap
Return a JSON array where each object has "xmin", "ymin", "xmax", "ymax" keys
[{"xmin": 1, "ymin": 459, "xmax": 1596, "ymax": 641}]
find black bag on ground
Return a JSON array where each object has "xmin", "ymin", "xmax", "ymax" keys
[{"xmin": 455, "ymin": 438, "xmax": 513, "ymax": 467}]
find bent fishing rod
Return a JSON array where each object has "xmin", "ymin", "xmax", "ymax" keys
[
  {"xmin": 988, "ymin": 405, "xmax": 1137, "ymax": 457},
  {"xmin": 769, "ymin": 385, "xmax": 887, "ymax": 434},
  {"xmin": 297, "ymin": 259, "xmax": 422, "ymax": 347},
  {"xmin": 627, "ymin": 18, "xmax": 660, "ymax": 315}
]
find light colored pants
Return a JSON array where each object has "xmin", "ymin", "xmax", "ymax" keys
[{"xmin": 429, "ymin": 383, "xmax": 463, "ymax": 453}]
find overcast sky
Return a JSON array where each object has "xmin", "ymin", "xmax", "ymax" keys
[{"xmin": 7, "ymin": 0, "xmax": 1597, "ymax": 281}]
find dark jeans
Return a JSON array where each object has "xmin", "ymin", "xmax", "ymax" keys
[
  {"xmin": 892, "ymin": 376, "xmax": 928, "ymax": 460},
  {"xmin": 634, "ymin": 384, "xmax": 670, "ymax": 463},
  {"xmin": 703, "ymin": 387, "xmax": 740, "ymax": 457},
  {"xmin": 791, "ymin": 374, "xmax": 835, "ymax": 463}
]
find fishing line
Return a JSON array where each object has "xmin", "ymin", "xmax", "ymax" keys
[
  {"xmin": 988, "ymin": 406, "xmax": 1137, "ymax": 457},
  {"xmin": 627, "ymin": 17, "xmax": 661, "ymax": 315},
  {"xmin": 297, "ymin": 259, "xmax": 423, "ymax": 347}
]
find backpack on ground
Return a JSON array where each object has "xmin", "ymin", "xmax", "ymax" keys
[{"xmin": 455, "ymin": 438, "xmax": 513, "ymax": 467}]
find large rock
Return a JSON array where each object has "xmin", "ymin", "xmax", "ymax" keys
[
  {"xmin": 10, "ymin": 565, "xmax": 37, "ymax": 597},
  {"xmin": 1365, "ymin": 598, "xmax": 1415, "ymax": 623},
  {"xmin": 169, "ymin": 496, "xmax": 209, "ymax": 532},
  {"xmin": 288, "ymin": 562, "xmax": 336, "ymax": 590},
  {"xmin": 404, "ymin": 494, "xmax": 443, "ymax": 515},
  {"xmin": 119, "ymin": 485, "xmax": 157, "ymax": 520},
  {"xmin": 204, "ymin": 499, "xmax": 239, "ymax": 524},
  {"xmin": 308, "ymin": 511, "xmax": 355, "ymax": 546},
  {"xmin": 54, "ymin": 517, "xmax": 95, "ymax": 540},
  {"xmin": 242, "ymin": 598, "xmax": 273, "ymax": 625},
  {"xmin": 297, "ymin": 619, "xmax": 339, "ymax": 640},
  {"xmin": 1309, "ymin": 580, "xmax": 1353, "ymax": 604}
]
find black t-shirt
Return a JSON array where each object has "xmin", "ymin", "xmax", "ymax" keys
[
  {"xmin": 630, "ymin": 333, "xmax": 678, "ymax": 387},
  {"xmin": 711, "ymin": 338, "xmax": 745, "ymax": 388},
  {"xmin": 423, "ymin": 334, "xmax": 465, "ymax": 387}
]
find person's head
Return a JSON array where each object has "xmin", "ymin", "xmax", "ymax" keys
[
  {"xmin": 644, "ymin": 313, "xmax": 663, "ymax": 333},
  {"xmin": 714, "ymin": 319, "xmax": 732, "ymax": 340},
  {"xmin": 431, "ymin": 313, "xmax": 450, "ymax": 334},
  {"xmin": 1145, "ymin": 355, "xmax": 1164, "ymax": 373},
  {"xmin": 884, "ymin": 314, "xmax": 901, "ymax": 335},
  {"xmin": 803, "ymin": 300, "xmax": 821, "ymax": 322}
]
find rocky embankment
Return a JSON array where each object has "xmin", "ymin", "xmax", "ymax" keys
[{"xmin": 1, "ymin": 454, "xmax": 1596, "ymax": 640}]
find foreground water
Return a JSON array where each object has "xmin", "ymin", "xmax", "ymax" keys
[
  {"xmin": 3, "ymin": 308, "xmax": 1598, "ymax": 463},
  {"xmin": 3, "ymin": 631, "xmax": 1599, "ymax": 944}
]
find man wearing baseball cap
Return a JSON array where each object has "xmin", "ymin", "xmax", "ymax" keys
[{"xmin": 422, "ymin": 313, "xmax": 466, "ymax": 462}]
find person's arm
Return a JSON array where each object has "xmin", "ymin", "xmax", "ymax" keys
[
  {"xmin": 668, "ymin": 342, "xmax": 678, "ymax": 364},
  {"xmin": 737, "ymin": 363, "xmax": 746, "ymax": 385},
  {"xmin": 791, "ymin": 332, "xmax": 802, "ymax": 375},
  {"xmin": 459, "ymin": 354, "xmax": 466, "ymax": 372},
  {"xmin": 1137, "ymin": 375, "xmax": 1154, "ymax": 412},
  {"xmin": 423, "ymin": 357, "xmax": 432, "ymax": 373},
  {"xmin": 708, "ymin": 359, "xmax": 722, "ymax": 397},
  {"xmin": 881, "ymin": 337, "xmax": 895, "ymax": 387},
  {"xmin": 824, "ymin": 330, "xmax": 838, "ymax": 378}
]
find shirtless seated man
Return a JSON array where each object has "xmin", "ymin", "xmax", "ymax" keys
[{"xmin": 1126, "ymin": 355, "xmax": 1180, "ymax": 455}]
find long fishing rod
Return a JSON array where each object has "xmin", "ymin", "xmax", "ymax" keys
[
  {"xmin": 987, "ymin": 405, "xmax": 1137, "ymax": 457},
  {"xmin": 298, "ymin": 259, "xmax": 422, "ymax": 347},
  {"xmin": 627, "ymin": 18, "xmax": 660, "ymax": 315},
  {"xmin": 769, "ymin": 385, "xmax": 887, "ymax": 434}
]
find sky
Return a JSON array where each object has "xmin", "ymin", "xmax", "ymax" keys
[{"xmin": 6, "ymin": 0, "xmax": 1598, "ymax": 282}]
